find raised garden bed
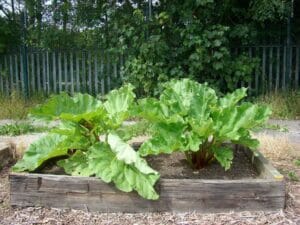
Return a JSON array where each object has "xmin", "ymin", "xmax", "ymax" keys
[{"xmin": 9, "ymin": 145, "xmax": 285, "ymax": 213}]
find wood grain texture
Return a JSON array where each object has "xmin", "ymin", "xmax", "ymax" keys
[{"xmin": 9, "ymin": 147, "xmax": 285, "ymax": 213}]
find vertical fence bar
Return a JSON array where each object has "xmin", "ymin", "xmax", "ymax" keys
[
  {"xmin": 70, "ymin": 52, "xmax": 74, "ymax": 95},
  {"xmin": 88, "ymin": 51, "xmax": 92, "ymax": 94},
  {"xmin": 14, "ymin": 55, "xmax": 19, "ymax": 91},
  {"xmin": 255, "ymin": 47, "xmax": 259, "ymax": 94},
  {"xmin": 52, "ymin": 52, "xmax": 57, "ymax": 93},
  {"xmin": 31, "ymin": 53, "xmax": 35, "ymax": 93},
  {"xmin": 82, "ymin": 51, "xmax": 86, "ymax": 92},
  {"xmin": 100, "ymin": 51, "xmax": 105, "ymax": 95},
  {"xmin": 9, "ymin": 55, "xmax": 14, "ymax": 92},
  {"xmin": 262, "ymin": 47, "xmax": 266, "ymax": 94},
  {"xmin": 37, "ymin": 52, "xmax": 41, "ymax": 92},
  {"xmin": 296, "ymin": 47, "xmax": 299, "ymax": 89},
  {"xmin": 20, "ymin": 53, "xmax": 24, "ymax": 93},
  {"xmin": 282, "ymin": 46, "xmax": 286, "ymax": 90},
  {"xmin": 42, "ymin": 52, "xmax": 47, "ymax": 94},
  {"xmin": 4, "ymin": 56, "xmax": 9, "ymax": 95},
  {"xmin": 75, "ymin": 52, "xmax": 80, "ymax": 92},
  {"xmin": 275, "ymin": 47, "xmax": 280, "ymax": 92},
  {"xmin": 64, "ymin": 52, "xmax": 68, "ymax": 93},
  {"xmin": 268, "ymin": 47, "xmax": 273, "ymax": 92},
  {"xmin": 107, "ymin": 52, "xmax": 111, "ymax": 92},
  {"xmin": 94, "ymin": 53, "xmax": 99, "ymax": 94},
  {"xmin": 288, "ymin": 47, "xmax": 293, "ymax": 89},
  {"xmin": 46, "ymin": 51, "xmax": 50, "ymax": 94},
  {"xmin": 0, "ymin": 59, "xmax": 3, "ymax": 94},
  {"xmin": 114, "ymin": 62, "xmax": 117, "ymax": 89},
  {"xmin": 248, "ymin": 47, "xmax": 252, "ymax": 91},
  {"xmin": 58, "ymin": 52, "xmax": 62, "ymax": 92},
  {"xmin": 120, "ymin": 54, "xmax": 124, "ymax": 80}
]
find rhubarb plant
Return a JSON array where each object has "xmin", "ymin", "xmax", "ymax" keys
[
  {"xmin": 12, "ymin": 85, "xmax": 160, "ymax": 200},
  {"xmin": 137, "ymin": 79, "xmax": 271, "ymax": 170}
]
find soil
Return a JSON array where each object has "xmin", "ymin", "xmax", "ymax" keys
[{"xmin": 147, "ymin": 147, "xmax": 258, "ymax": 179}]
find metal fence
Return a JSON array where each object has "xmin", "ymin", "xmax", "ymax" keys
[
  {"xmin": 0, "ymin": 45, "xmax": 299, "ymax": 96},
  {"xmin": 0, "ymin": 50, "xmax": 125, "ymax": 96},
  {"xmin": 234, "ymin": 45, "xmax": 299, "ymax": 95}
]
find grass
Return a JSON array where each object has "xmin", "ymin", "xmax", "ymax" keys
[
  {"xmin": 0, "ymin": 91, "xmax": 45, "ymax": 120},
  {"xmin": 255, "ymin": 91, "xmax": 300, "ymax": 120},
  {"xmin": 0, "ymin": 122, "xmax": 48, "ymax": 136}
]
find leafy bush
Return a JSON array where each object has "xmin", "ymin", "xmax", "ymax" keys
[
  {"xmin": 137, "ymin": 79, "xmax": 271, "ymax": 170},
  {"xmin": 13, "ymin": 86, "xmax": 160, "ymax": 200}
]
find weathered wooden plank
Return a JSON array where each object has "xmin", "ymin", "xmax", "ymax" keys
[
  {"xmin": 296, "ymin": 47, "xmax": 299, "ymax": 89},
  {"xmin": 9, "ymin": 172, "xmax": 285, "ymax": 213},
  {"xmin": 9, "ymin": 147, "xmax": 285, "ymax": 213}
]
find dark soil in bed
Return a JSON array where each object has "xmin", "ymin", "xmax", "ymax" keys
[
  {"xmin": 147, "ymin": 147, "xmax": 259, "ymax": 179},
  {"xmin": 42, "ymin": 146, "xmax": 258, "ymax": 179}
]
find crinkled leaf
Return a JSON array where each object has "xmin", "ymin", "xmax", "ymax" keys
[
  {"xmin": 12, "ymin": 134, "xmax": 67, "ymax": 172},
  {"xmin": 57, "ymin": 151, "xmax": 92, "ymax": 176},
  {"xmin": 215, "ymin": 103, "xmax": 271, "ymax": 141},
  {"xmin": 139, "ymin": 122, "xmax": 187, "ymax": 156},
  {"xmin": 88, "ymin": 143, "xmax": 159, "ymax": 200},
  {"xmin": 104, "ymin": 84, "xmax": 135, "ymax": 125},
  {"xmin": 137, "ymin": 98, "xmax": 184, "ymax": 123},
  {"xmin": 219, "ymin": 87, "xmax": 247, "ymax": 108},
  {"xmin": 30, "ymin": 93, "xmax": 102, "ymax": 122},
  {"xmin": 107, "ymin": 133, "xmax": 158, "ymax": 174},
  {"xmin": 213, "ymin": 146, "xmax": 234, "ymax": 171}
]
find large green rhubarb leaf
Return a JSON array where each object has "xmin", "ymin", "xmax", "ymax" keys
[
  {"xmin": 213, "ymin": 146, "xmax": 233, "ymax": 171},
  {"xmin": 12, "ymin": 133, "xmax": 68, "ymax": 172},
  {"xmin": 30, "ymin": 93, "xmax": 103, "ymax": 122},
  {"xmin": 88, "ymin": 142, "xmax": 159, "ymax": 200},
  {"xmin": 104, "ymin": 84, "xmax": 135, "ymax": 125},
  {"xmin": 57, "ymin": 151, "xmax": 92, "ymax": 176},
  {"xmin": 138, "ymin": 122, "xmax": 187, "ymax": 156}
]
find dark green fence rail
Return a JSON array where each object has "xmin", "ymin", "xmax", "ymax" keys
[{"xmin": 0, "ymin": 46, "xmax": 299, "ymax": 96}]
